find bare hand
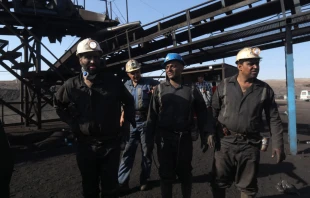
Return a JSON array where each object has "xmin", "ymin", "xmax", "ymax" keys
[
  {"xmin": 271, "ymin": 148, "xmax": 286, "ymax": 164},
  {"xmin": 207, "ymin": 135, "xmax": 215, "ymax": 148},
  {"xmin": 201, "ymin": 135, "xmax": 215, "ymax": 152},
  {"xmin": 120, "ymin": 116, "xmax": 125, "ymax": 127}
]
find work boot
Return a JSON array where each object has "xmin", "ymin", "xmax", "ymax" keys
[
  {"xmin": 160, "ymin": 180, "xmax": 173, "ymax": 198},
  {"xmin": 240, "ymin": 192, "xmax": 256, "ymax": 198},
  {"xmin": 181, "ymin": 182, "xmax": 192, "ymax": 198},
  {"xmin": 140, "ymin": 183, "xmax": 149, "ymax": 191},
  {"xmin": 119, "ymin": 182, "xmax": 129, "ymax": 193},
  {"xmin": 211, "ymin": 187, "xmax": 226, "ymax": 198}
]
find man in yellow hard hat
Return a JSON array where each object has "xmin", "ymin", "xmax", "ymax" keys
[
  {"xmin": 211, "ymin": 47, "xmax": 286, "ymax": 198},
  {"xmin": 118, "ymin": 59, "xmax": 159, "ymax": 192},
  {"xmin": 54, "ymin": 38, "xmax": 136, "ymax": 198}
]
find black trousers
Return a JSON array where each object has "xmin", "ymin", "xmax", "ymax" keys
[
  {"xmin": 0, "ymin": 120, "xmax": 14, "ymax": 198},
  {"xmin": 0, "ymin": 164, "xmax": 13, "ymax": 198},
  {"xmin": 76, "ymin": 139, "xmax": 120, "ymax": 198},
  {"xmin": 211, "ymin": 139, "xmax": 260, "ymax": 196},
  {"xmin": 158, "ymin": 133, "xmax": 193, "ymax": 198}
]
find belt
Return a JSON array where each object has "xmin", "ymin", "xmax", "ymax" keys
[
  {"xmin": 135, "ymin": 111, "xmax": 147, "ymax": 115},
  {"xmin": 229, "ymin": 130, "xmax": 246, "ymax": 136},
  {"xmin": 160, "ymin": 128, "xmax": 190, "ymax": 135},
  {"xmin": 220, "ymin": 124, "xmax": 246, "ymax": 137},
  {"xmin": 173, "ymin": 130, "xmax": 190, "ymax": 134}
]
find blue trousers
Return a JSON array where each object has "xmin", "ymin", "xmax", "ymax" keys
[{"xmin": 118, "ymin": 121, "xmax": 152, "ymax": 185}]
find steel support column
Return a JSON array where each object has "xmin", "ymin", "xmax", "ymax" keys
[
  {"xmin": 25, "ymin": 84, "xmax": 29, "ymax": 126},
  {"xmin": 126, "ymin": 30, "xmax": 131, "ymax": 58},
  {"xmin": 35, "ymin": 39, "xmax": 42, "ymax": 129},
  {"xmin": 21, "ymin": 31, "xmax": 29, "ymax": 125},
  {"xmin": 285, "ymin": 20, "xmax": 297, "ymax": 155}
]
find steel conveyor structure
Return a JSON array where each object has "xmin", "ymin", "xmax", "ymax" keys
[
  {"xmin": 0, "ymin": 0, "xmax": 138, "ymax": 128},
  {"xmin": 94, "ymin": 0, "xmax": 309, "ymax": 75}
]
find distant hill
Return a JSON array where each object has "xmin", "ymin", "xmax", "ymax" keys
[{"xmin": 264, "ymin": 78, "xmax": 310, "ymax": 98}]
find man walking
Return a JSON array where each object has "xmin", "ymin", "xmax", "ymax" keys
[
  {"xmin": 146, "ymin": 53, "xmax": 214, "ymax": 198},
  {"xmin": 118, "ymin": 59, "xmax": 159, "ymax": 191},
  {"xmin": 54, "ymin": 38, "xmax": 136, "ymax": 198},
  {"xmin": 211, "ymin": 47, "xmax": 286, "ymax": 198}
]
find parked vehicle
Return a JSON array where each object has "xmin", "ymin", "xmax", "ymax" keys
[{"xmin": 300, "ymin": 90, "xmax": 310, "ymax": 101}]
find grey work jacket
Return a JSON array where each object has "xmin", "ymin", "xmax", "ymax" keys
[{"xmin": 212, "ymin": 75, "xmax": 284, "ymax": 149}]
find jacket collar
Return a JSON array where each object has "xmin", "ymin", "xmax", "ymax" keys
[{"xmin": 228, "ymin": 74, "xmax": 263, "ymax": 88}]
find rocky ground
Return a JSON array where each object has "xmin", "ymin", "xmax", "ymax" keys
[{"xmin": 3, "ymin": 100, "xmax": 310, "ymax": 198}]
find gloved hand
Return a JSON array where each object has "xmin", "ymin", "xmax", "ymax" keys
[{"xmin": 271, "ymin": 148, "xmax": 286, "ymax": 164}]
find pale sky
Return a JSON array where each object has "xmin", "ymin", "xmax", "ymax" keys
[{"xmin": 0, "ymin": 0, "xmax": 309, "ymax": 80}]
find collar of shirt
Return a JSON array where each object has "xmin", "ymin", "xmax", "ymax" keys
[
  {"xmin": 165, "ymin": 79, "xmax": 183, "ymax": 89},
  {"xmin": 78, "ymin": 73, "xmax": 105, "ymax": 89},
  {"xmin": 228, "ymin": 74, "xmax": 264, "ymax": 90},
  {"xmin": 128, "ymin": 78, "xmax": 145, "ymax": 87}
]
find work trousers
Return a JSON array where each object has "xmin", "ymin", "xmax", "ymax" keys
[
  {"xmin": 158, "ymin": 132, "xmax": 193, "ymax": 198},
  {"xmin": 211, "ymin": 138, "xmax": 260, "ymax": 196},
  {"xmin": 118, "ymin": 120, "xmax": 152, "ymax": 185},
  {"xmin": 76, "ymin": 139, "xmax": 120, "ymax": 198}
]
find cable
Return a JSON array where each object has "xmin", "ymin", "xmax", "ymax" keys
[
  {"xmin": 113, "ymin": 1, "xmax": 127, "ymax": 23},
  {"xmin": 139, "ymin": 0, "xmax": 165, "ymax": 17},
  {"xmin": 112, "ymin": 9, "xmax": 125, "ymax": 24}
]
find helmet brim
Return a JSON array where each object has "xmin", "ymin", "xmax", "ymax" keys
[
  {"xmin": 235, "ymin": 57, "xmax": 262, "ymax": 64},
  {"xmin": 161, "ymin": 59, "xmax": 186, "ymax": 68},
  {"xmin": 76, "ymin": 49, "xmax": 103, "ymax": 56},
  {"xmin": 126, "ymin": 67, "xmax": 141, "ymax": 73}
]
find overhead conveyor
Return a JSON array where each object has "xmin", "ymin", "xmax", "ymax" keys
[{"xmin": 0, "ymin": 0, "xmax": 127, "ymax": 128}]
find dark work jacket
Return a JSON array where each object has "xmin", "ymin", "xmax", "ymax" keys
[
  {"xmin": 212, "ymin": 74, "xmax": 284, "ymax": 149},
  {"xmin": 54, "ymin": 73, "xmax": 135, "ymax": 142},
  {"xmin": 146, "ymin": 80, "xmax": 212, "ymax": 141}
]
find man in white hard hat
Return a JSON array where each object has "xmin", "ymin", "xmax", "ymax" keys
[
  {"xmin": 118, "ymin": 59, "xmax": 159, "ymax": 192},
  {"xmin": 54, "ymin": 38, "xmax": 136, "ymax": 198},
  {"xmin": 211, "ymin": 47, "xmax": 286, "ymax": 198}
]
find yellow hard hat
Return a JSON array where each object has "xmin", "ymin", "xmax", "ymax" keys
[
  {"xmin": 76, "ymin": 38, "xmax": 103, "ymax": 56},
  {"xmin": 125, "ymin": 59, "xmax": 141, "ymax": 72},
  {"xmin": 236, "ymin": 47, "xmax": 261, "ymax": 64}
]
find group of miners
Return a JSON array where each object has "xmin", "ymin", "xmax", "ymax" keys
[{"xmin": 1, "ymin": 37, "xmax": 286, "ymax": 198}]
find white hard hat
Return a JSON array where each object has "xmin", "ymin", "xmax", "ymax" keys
[
  {"xmin": 125, "ymin": 59, "xmax": 141, "ymax": 72},
  {"xmin": 236, "ymin": 47, "xmax": 261, "ymax": 64},
  {"xmin": 76, "ymin": 38, "xmax": 103, "ymax": 56}
]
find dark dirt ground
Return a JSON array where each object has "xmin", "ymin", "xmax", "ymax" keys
[{"xmin": 5, "ymin": 100, "xmax": 310, "ymax": 198}]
